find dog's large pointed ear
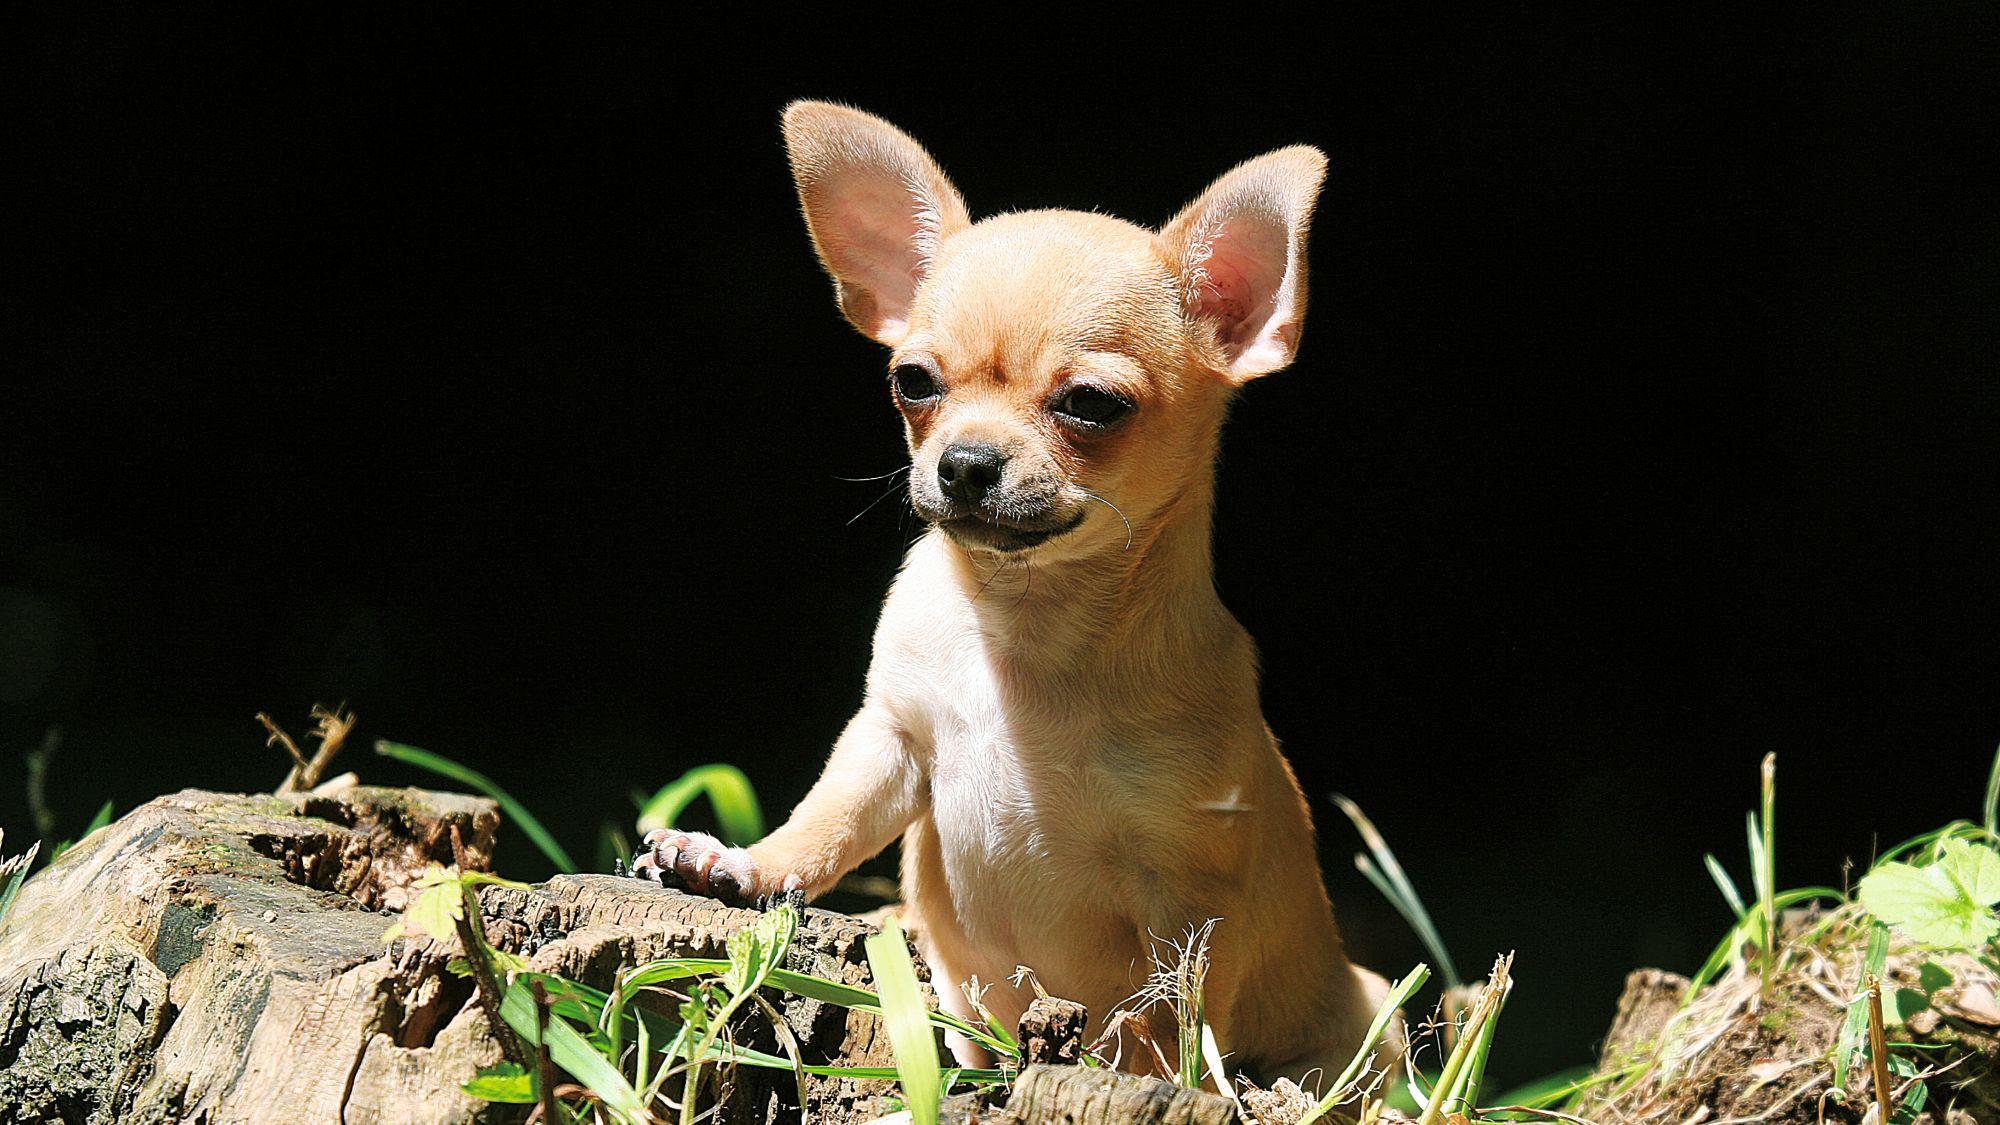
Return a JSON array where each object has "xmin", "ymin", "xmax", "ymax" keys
[
  {"xmin": 1156, "ymin": 146, "xmax": 1328, "ymax": 382},
  {"xmin": 782, "ymin": 101, "xmax": 971, "ymax": 347}
]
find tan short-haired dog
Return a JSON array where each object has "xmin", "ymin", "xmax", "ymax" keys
[{"xmin": 638, "ymin": 101, "xmax": 1384, "ymax": 1085}]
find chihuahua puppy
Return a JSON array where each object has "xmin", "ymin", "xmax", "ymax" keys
[{"xmin": 637, "ymin": 101, "xmax": 1384, "ymax": 1085}]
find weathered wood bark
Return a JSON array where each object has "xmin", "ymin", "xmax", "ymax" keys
[
  {"xmin": 0, "ymin": 787, "xmax": 505, "ymax": 1125},
  {"xmin": 1004, "ymin": 1066, "xmax": 1240, "ymax": 1125},
  {"xmin": 0, "ymin": 789, "xmax": 912, "ymax": 1124},
  {"xmin": 1017, "ymin": 997, "xmax": 1089, "ymax": 1067},
  {"xmin": 0, "ymin": 788, "xmax": 1251, "ymax": 1125}
]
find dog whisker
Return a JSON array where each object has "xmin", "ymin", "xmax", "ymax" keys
[
  {"xmin": 1011, "ymin": 554, "xmax": 1035, "ymax": 611},
  {"xmin": 833, "ymin": 465, "xmax": 912, "ymax": 483},
  {"xmin": 845, "ymin": 477, "xmax": 909, "ymax": 527},
  {"xmin": 1081, "ymin": 489, "xmax": 1134, "ymax": 550}
]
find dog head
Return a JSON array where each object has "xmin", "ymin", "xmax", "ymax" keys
[{"xmin": 783, "ymin": 102, "xmax": 1326, "ymax": 560}]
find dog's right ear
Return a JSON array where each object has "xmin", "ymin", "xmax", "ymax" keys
[{"xmin": 783, "ymin": 102, "xmax": 971, "ymax": 347}]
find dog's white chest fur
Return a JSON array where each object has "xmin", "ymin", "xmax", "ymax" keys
[
  {"xmin": 868, "ymin": 534, "xmax": 1246, "ymax": 1007},
  {"xmin": 875, "ymin": 536, "xmax": 1138, "ymax": 887}
]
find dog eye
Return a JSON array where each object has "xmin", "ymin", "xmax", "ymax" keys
[
  {"xmin": 891, "ymin": 365, "xmax": 941, "ymax": 405},
  {"xmin": 1052, "ymin": 386, "xmax": 1132, "ymax": 426}
]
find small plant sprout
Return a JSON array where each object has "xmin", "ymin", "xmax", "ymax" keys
[
  {"xmin": 1748, "ymin": 752, "xmax": 1777, "ymax": 997},
  {"xmin": 1132, "ymin": 919, "xmax": 1220, "ymax": 1090},
  {"xmin": 1857, "ymin": 835, "xmax": 2000, "ymax": 951},
  {"xmin": 1296, "ymin": 962, "xmax": 1427, "ymax": 1125},
  {"xmin": 1410, "ymin": 953, "xmax": 1514, "ymax": 1125},
  {"xmin": 669, "ymin": 904, "xmax": 798, "ymax": 1124}
]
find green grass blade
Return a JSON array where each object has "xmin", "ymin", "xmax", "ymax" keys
[
  {"xmin": 0, "ymin": 842, "xmax": 43, "ymax": 924},
  {"xmin": 1833, "ymin": 922, "xmax": 1890, "ymax": 1092},
  {"xmin": 1298, "ymin": 963, "xmax": 1429, "ymax": 1125},
  {"xmin": 1484, "ymin": 1065, "xmax": 1596, "ymax": 1110},
  {"xmin": 82, "ymin": 799, "xmax": 115, "ymax": 836},
  {"xmin": 1877, "ymin": 821, "xmax": 1979, "ymax": 866},
  {"xmin": 501, "ymin": 978, "xmax": 648, "ymax": 1122},
  {"xmin": 866, "ymin": 918, "xmax": 942, "ymax": 1125},
  {"xmin": 48, "ymin": 800, "xmax": 116, "ymax": 864},
  {"xmin": 1417, "ymin": 956, "xmax": 1512, "ymax": 1125},
  {"xmin": 621, "ymin": 956, "xmax": 1017, "ymax": 1058},
  {"xmin": 1335, "ymin": 794, "xmax": 1461, "ymax": 987},
  {"xmin": 1704, "ymin": 854, "xmax": 1746, "ymax": 918},
  {"xmin": 1984, "ymin": 743, "xmax": 2000, "ymax": 841},
  {"xmin": 636, "ymin": 764, "xmax": 765, "ymax": 845},
  {"xmin": 1685, "ymin": 886, "xmax": 1844, "ymax": 997},
  {"xmin": 1452, "ymin": 980, "xmax": 1507, "ymax": 1113},
  {"xmin": 376, "ymin": 740, "xmax": 577, "ymax": 874},
  {"xmin": 1745, "ymin": 812, "xmax": 1768, "ymax": 920}
]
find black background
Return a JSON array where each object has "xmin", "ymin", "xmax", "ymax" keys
[{"xmin": 7, "ymin": 9, "xmax": 1996, "ymax": 1084}]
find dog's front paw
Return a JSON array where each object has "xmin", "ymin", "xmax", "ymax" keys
[{"xmin": 631, "ymin": 829, "xmax": 799, "ymax": 903}]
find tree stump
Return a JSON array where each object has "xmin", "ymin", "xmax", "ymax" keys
[
  {"xmin": 0, "ymin": 789, "xmax": 912, "ymax": 1124},
  {"xmin": 0, "ymin": 787, "xmax": 504, "ymax": 1124}
]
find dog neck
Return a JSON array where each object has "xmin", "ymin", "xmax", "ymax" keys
[{"xmin": 930, "ymin": 467, "xmax": 1226, "ymax": 665}]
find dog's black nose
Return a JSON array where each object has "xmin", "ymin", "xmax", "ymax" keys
[{"xmin": 937, "ymin": 443, "xmax": 1005, "ymax": 507}]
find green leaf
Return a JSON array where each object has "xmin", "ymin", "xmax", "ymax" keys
[
  {"xmin": 461, "ymin": 1062, "xmax": 537, "ymax": 1103},
  {"xmin": 1704, "ymin": 853, "xmax": 1746, "ymax": 919},
  {"xmin": 1860, "ymin": 845, "xmax": 2000, "ymax": 949},
  {"xmin": 1938, "ymin": 837, "xmax": 2000, "ymax": 905},
  {"xmin": 726, "ymin": 904, "xmax": 797, "ymax": 996},
  {"xmin": 1917, "ymin": 959, "xmax": 1954, "ymax": 993},
  {"xmin": 1889, "ymin": 988, "xmax": 1928, "ymax": 1024},
  {"xmin": 403, "ymin": 866, "xmax": 467, "ymax": 943},
  {"xmin": 866, "ymin": 918, "xmax": 942, "ymax": 1125},
  {"xmin": 1834, "ymin": 923, "xmax": 1890, "ymax": 1091}
]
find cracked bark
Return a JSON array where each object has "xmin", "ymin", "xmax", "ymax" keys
[{"xmin": 0, "ymin": 789, "xmax": 1248, "ymax": 1125}]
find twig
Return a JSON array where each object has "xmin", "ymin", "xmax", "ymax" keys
[
  {"xmin": 455, "ymin": 883, "xmax": 530, "ymax": 1070},
  {"xmin": 1865, "ymin": 974, "xmax": 1891, "ymax": 1125},
  {"xmin": 260, "ymin": 713, "xmax": 309, "ymax": 774},
  {"xmin": 297, "ymin": 703, "xmax": 355, "ymax": 790},
  {"xmin": 448, "ymin": 821, "xmax": 530, "ymax": 1073},
  {"xmin": 531, "ymin": 978, "xmax": 560, "ymax": 1125},
  {"xmin": 272, "ymin": 703, "xmax": 355, "ymax": 794}
]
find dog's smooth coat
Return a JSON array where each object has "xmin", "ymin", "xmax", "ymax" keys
[{"xmin": 641, "ymin": 102, "xmax": 1384, "ymax": 1085}]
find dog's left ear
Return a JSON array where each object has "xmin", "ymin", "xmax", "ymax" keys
[{"xmin": 1156, "ymin": 146, "xmax": 1328, "ymax": 382}]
